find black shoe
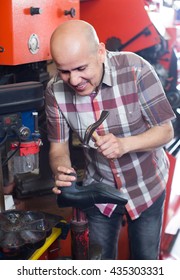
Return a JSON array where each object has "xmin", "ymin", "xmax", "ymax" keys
[{"xmin": 57, "ymin": 181, "xmax": 128, "ymax": 209}]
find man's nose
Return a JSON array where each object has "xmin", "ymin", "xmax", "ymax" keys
[{"xmin": 69, "ymin": 71, "xmax": 80, "ymax": 85}]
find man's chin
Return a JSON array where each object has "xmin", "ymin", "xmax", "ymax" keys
[{"xmin": 74, "ymin": 87, "xmax": 94, "ymax": 96}]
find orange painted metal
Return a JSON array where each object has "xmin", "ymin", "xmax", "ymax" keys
[
  {"xmin": 0, "ymin": 0, "xmax": 80, "ymax": 65},
  {"xmin": 80, "ymin": 0, "xmax": 160, "ymax": 52}
]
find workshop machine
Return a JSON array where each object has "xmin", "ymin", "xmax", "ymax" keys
[
  {"xmin": 0, "ymin": 80, "xmax": 72, "ymax": 259},
  {"xmin": 0, "ymin": 0, "xmax": 80, "ymax": 197},
  {"xmin": 0, "ymin": 0, "xmax": 179, "ymax": 260},
  {"xmin": 0, "ymin": 0, "xmax": 80, "ymax": 259}
]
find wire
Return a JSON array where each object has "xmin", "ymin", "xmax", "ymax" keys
[
  {"xmin": 2, "ymin": 128, "xmax": 21, "ymax": 167},
  {"xmin": 0, "ymin": 132, "xmax": 8, "ymax": 147}
]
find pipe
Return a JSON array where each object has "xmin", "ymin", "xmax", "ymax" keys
[{"xmin": 71, "ymin": 208, "xmax": 89, "ymax": 259}]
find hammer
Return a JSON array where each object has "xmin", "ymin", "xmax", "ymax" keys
[{"xmin": 82, "ymin": 110, "xmax": 109, "ymax": 148}]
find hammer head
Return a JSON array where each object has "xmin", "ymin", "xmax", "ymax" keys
[{"xmin": 82, "ymin": 110, "xmax": 109, "ymax": 148}]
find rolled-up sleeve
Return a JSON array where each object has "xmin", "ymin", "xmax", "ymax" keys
[{"xmin": 137, "ymin": 61, "xmax": 176, "ymax": 126}]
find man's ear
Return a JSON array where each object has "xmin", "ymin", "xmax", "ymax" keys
[{"xmin": 98, "ymin": 42, "xmax": 106, "ymax": 62}]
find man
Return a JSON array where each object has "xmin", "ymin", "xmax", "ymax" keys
[{"xmin": 45, "ymin": 20, "xmax": 175, "ymax": 259}]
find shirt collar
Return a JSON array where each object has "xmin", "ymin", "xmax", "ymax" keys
[{"xmin": 102, "ymin": 51, "xmax": 116, "ymax": 87}]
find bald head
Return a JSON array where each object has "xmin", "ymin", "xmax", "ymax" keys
[
  {"xmin": 50, "ymin": 20, "xmax": 100, "ymax": 63},
  {"xmin": 49, "ymin": 20, "xmax": 106, "ymax": 96}
]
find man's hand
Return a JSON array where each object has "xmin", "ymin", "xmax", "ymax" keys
[
  {"xmin": 94, "ymin": 121, "xmax": 174, "ymax": 160},
  {"xmin": 95, "ymin": 133, "xmax": 126, "ymax": 160},
  {"xmin": 52, "ymin": 166, "xmax": 77, "ymax": 194}
]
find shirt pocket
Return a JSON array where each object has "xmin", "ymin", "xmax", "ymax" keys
[{"xmin": 107, "ymin": 104, "xmax": 146, "ymax": 137}]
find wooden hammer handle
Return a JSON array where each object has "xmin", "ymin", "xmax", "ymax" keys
[{"xmin": 92, "ymin": 131, "xmax": 100, "ymax": 141}]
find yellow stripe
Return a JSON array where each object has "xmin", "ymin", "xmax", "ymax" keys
[{"xmin": 29, "ymin": 227, "xmax": 62, "ymax": 260}]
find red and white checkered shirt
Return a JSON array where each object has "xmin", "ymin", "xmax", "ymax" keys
[{"xmin": 45, "ymin": 51, "xmax": 175, "ymax": 220}]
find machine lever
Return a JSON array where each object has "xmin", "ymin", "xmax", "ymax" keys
[
  {"xmin": 118, "ymin": 26, "xmax": 151, "ymax": 51},
  {"xmin": 64, "ymin": 8, "xmax": 76, "ymax": 18},
  {"xmin": 30, "ymin": 7, "xmax": 42, "ymax": 15}
]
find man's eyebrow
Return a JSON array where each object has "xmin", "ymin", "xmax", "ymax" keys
[{"xmin": 57, "ymin": 64, "xmax": 87, "ymax": 72}]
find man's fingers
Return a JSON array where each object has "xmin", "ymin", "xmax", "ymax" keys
[{"xmin": 52, "ymin": 186, "xmax": 61, "ymax": 194}]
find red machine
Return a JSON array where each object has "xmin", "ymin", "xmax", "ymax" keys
[
  {"xmin": 80, "ymin": 0, "xmax": 160, "ymax": 53},
  {"xmin": 0, "ymin": 0, "xmax": 80, "ymax": 260},
  {"xmin": 0, "ymin": 0, "xmax": 180, "ymax": 260},
  {"xmin": 0, "ymin": 0, "xmax": 80, "ymax": 198},
  {"xmin": 0, "ymin": 0, "xmax": 80, "ymax": 65}
]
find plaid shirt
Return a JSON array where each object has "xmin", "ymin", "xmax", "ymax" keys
[{"xmin": 45, "ymin": 51, "xmax": 175, "ymax": 220}]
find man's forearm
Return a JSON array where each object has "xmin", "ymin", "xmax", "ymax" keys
[
  {"xmin": 49, "ymin": 142, "xmax": 72, "ymax": 176},
  {"xmin": 49, "ymin": 154, "xmax": 72, "ymax": 176},
  {"xmin": 122, "ymin": 122, "xmax": 174, "ymax": 154}
]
